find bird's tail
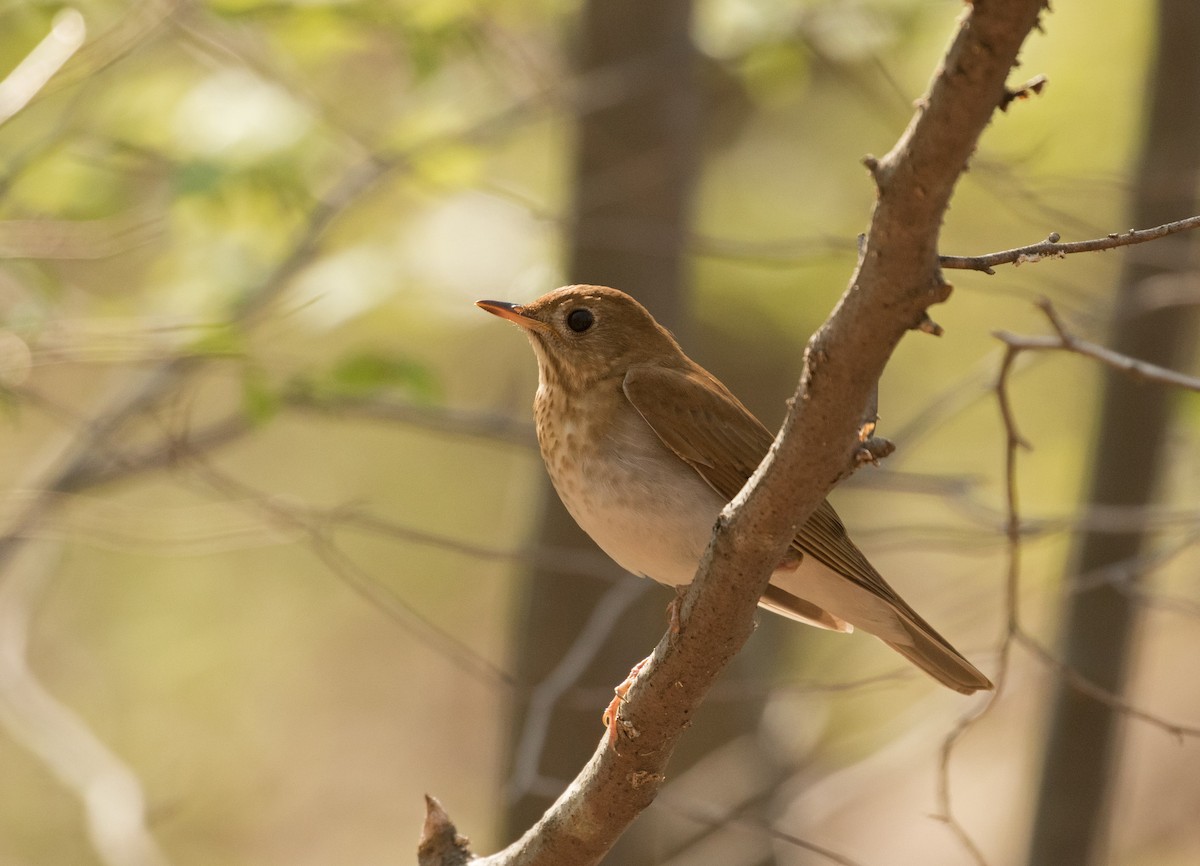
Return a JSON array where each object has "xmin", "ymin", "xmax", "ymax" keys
[{"xmin": 884, "ymin": 618, "xmax": 993, "ymax": 695}]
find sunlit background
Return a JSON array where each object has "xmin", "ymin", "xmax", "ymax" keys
[{"xmin": 1, "ymin": 1, "xmax": 1197, "ymax": 865}]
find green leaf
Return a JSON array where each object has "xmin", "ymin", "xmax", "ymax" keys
[{"xmin": 325, "ymin": 353, "xmax": 440, "ymax": 401}]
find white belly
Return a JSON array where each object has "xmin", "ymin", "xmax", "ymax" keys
[
  {"xmin": 563, "ymin": 468, "xmax": 724, "ymax": 587},
  {"xmin": 538, "ymin": 393, "xmax": 725, "ymax": 587},
  {"xmin": 537, "ymin": 394, "xmax": 905, "ymax": 640}
]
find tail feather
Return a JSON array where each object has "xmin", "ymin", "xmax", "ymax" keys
[
  {"xmin": 766, "ymin": 556, "xmax": 992, "ymax": 693},
  {"xmin": 884, "ymin": 619, "xmax": 993, "ymax": 695},
  {"xmin": 758, "ymin": 584, "xmax": 853, "ymax": 633}
]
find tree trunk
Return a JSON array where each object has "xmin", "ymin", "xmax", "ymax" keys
[{"xmin": 1026, "ymin": 3, "xmax": 1200, "ymax": 864}]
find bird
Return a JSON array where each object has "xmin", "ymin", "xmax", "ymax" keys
[{"xmin": 477, "ymin": 285, "xmax": 992, "ymax": 696}]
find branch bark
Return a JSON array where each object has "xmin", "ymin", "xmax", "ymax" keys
[{"xmin": 425, "ymin": 1, "xmax": 1049, "ymax": 863}]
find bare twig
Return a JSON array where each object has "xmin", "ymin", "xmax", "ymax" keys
[
  {"xmin": 1014, "ymin": 630, "xmax": 1200, "ymax": 741},
  {"xmin": 507, "ymin": 578, "xmax": 650, "ymax": 802},
  {"xmin": 941, "ymin": 214, "xmax": 1200, "ymax": 274},
  {"xmin": 994, "ymin": 299, "xmax": 1200, "ymax": 392},
  {"xmin": 0, "ymin": 9, "xmax": 86, "ymax": 126},
  {"xmin": 179, "ymin": 454, "xmax": 517, "ymax": 689},
  {"xmin": 654, "ymin": 796, "xmax": 873, "ymax": 866},
  {"xmin": 0, "ymin": 152, "xmax": 395, "ymax": 578},
  {"xmin": 285, "ymin": 393, "xmax": 535, "ymax": 448},
  {"xmin": 0, "ymin": 212, "xmax": 162, "ymax": 259},
  {"xmin": 326, "ymin": 509, "xmax": 619, "ymax": 583},
  {"xmin": 418, "ymin": 796, "xmax": 473, "ymax": 866},
  {"xmin": 688, "ymin": 233, "xmax": 856, "ymax": 267},
  {"xmin": 933, "ymin": 343, "xmax": 1027, "ymax": 866},
  {"xmin": 0, "ymin": 541, "xmax": 171, "ymax": 866},
  {"xmin": 999, "ymin": 73, "xmax": 1048, "ymax": 111},
  {"xmin": 936, "ymin": 293, "xmax": 1200, "ymax": 863}
]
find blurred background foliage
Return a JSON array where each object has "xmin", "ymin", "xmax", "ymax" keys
[{"xmin": 0, "ymin": 1, "xmax": 1197, "ymax": 865}]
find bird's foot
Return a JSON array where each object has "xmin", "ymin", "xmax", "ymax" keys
[{"xmin": 604, "ymin": 656, "xmax": 650, "ymax": 748}]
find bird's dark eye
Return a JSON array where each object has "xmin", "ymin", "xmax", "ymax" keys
[{"xmin": 566, "ymin": 308, "xmax": 594, "ymax": 333}]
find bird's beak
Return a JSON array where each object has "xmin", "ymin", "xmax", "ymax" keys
[{"xmin": 476, "ymin": 299, "xmax": 546, "ymax": 332}]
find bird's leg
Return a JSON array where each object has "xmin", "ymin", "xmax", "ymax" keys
[
  {"xmin": 666, "ymin": 584, "xmax": 686, "ymax": 638},
  {"xmin": 603, "ymin": 588, "xmax": 691, "ymax": 747}
]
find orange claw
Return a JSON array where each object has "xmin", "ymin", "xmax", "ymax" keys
[
  {"xmin": 603, "ymin": 656, "xmax": 651, "ymax": 746},
  {"xmin": 604, "ymin": 596, "xmax": 685, "ymax": 746}
]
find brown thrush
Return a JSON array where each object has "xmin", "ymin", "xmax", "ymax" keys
[{"xmin": 477, "ymin": 285, "xmax": 992, "ymax": 695}]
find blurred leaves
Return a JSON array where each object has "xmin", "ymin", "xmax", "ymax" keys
[
  {"xmin": 324, "ymin": 351, "xmax": 440, "ymax": 399},
  {"xmin": 241, "ymin": 362, "xmax": 279, "ymax": 424},
  {"xmin": 0, "ymin": 1, "xmax": 1195, "ymax": 865},
  {"xmin": 289, "ymin": 351, "xmax": 441, "ymax": 404},
  {"xmin": 188, "ymin": 322, "xmax": 245, "ymax": 357}
]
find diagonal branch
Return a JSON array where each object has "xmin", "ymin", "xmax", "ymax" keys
[{"xmin": 425, "ymin": 1, "xmax": 1050, "ymax": 863}]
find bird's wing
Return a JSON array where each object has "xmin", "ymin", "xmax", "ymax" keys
[
  {"xmin": 622, "ymin": 364, "xmax": 943, "ymax": 624},
  {"xmin": 622, "ymin": 364, "xmax": 992, "ymax": 693},
  {"xmin": 623, "ymin": 364, "xmax": 771, "ymax": 501}
]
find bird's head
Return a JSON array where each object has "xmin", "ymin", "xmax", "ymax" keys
[{"xmin": 477, "ymin": 285, "xmax": 683, "ymax": 391}]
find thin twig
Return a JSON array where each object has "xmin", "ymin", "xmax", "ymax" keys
[
  {"xmin": 286, "ymin": 394, "xmax": 535, "ymax": 448},
  {"xmin": 941, "ymin": 214, "xmax": 1200, "ymax": 274},
  {"xmin": 0, "ymin": 9, "xmax": 86, "ymax": 126},
  {"xmin": 994, "ymin": 299, "xmax": 1200, "ymax": 392},
  {"xmin": 1013, "ymin": 630, "xmax": 1200, "ymax": 742},
  {"xmin": 0, "ymin": 153, "xmax": 395, "ymax": 579},
  {"xmin": 935, "ymin": 296, "xmax": 1200, "ymax": 861},
  {"xmin": 933, "ymin": 341, "xmax": 1030, "ymax": 866},
  {"xmin": 179, "ymin": 453, "xmax": 518, "ymax": 689},
  {"xmin": 507, "ymin": 578, "xmax": 650, "ymax": 802},
  {"xmin": 655, "ymin": 797, "xmax": 873, "ymax": 866},
  {"xmin": 0, "ymin": 540, "xmax": 172, "ymax": 866}
]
